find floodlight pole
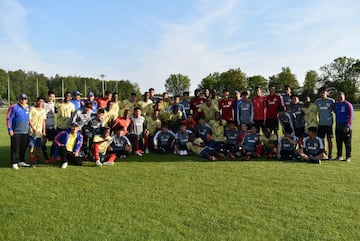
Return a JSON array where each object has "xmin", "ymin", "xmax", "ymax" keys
[
  {"xmin": 100, "ymin": 74, "xmax": 106, "ymax": 97},
  {"xmin": 7, "ymin": 74, "xmax": 10, "ymax": 105}
]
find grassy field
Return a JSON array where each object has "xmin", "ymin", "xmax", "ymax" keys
[{"xmin": 0, "ymin": 109, "xmax": 359, "ymax": 241}]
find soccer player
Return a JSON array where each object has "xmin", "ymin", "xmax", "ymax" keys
[
  {"xmin": 153, "ymin": 123, "xmax": 176, "ymax": 154},
  {"xmin": 54, "ymin": 122, "xmax": 84, "ymax": 169},
  {"xmin": 232, "ymin": 90, "xmax": 242, "ymax": 126},
  {"xmin": 129, "ymin": 107, "xmax": 146, "ymax": 156},
  {"xmin": 170, "ymin": 95, "xmax": 187, "ymax": 120},
  {"xmin": 240, "ymin": 125, "xmax": 261, "ymax": 160},
  {"xmin": 119, "ymin": 92, "xmax": 137, "ymax": 116},
  {"xmin": 137, "ymin": 91, "xmax": 153, "ymax": 117},
  {"xmin": 334, "ymin": 92, "xmax": 354, "ymax": 162},
  {"xmin": 84, "ymin": 108, "xmax": 105, "ymax": 158},
  {"xmin": 144, "ymin": 109, "xmax": 162, "ymax": 153},
  {"xmin": 297, "ymin": 127, "xmax": 325, "ymax": 164},
  {"xmin": 194, "ymin": 117, "xmax": 212, "ymax": 141},
  {"xmin": 56, "ymin": 92, "xmax": 75, "ymax": 132},
  {"xmin": 277, "ymin": 127, "xmax": 297, "ymax": 161},
  {"xmin": 186, "ymin": 136, "xmax": 218, "ymax": 161},
  {"xmin": 260, "ymin": 128, "xmax": 278, "ymax": 159},
  {"xmin": 84, "ymin": 92, "xmax": 98, "ymax": 116},
  {"xmin": 112, "ymin": 109, "xmax": 132, "ymax": 135},
  {"xmin": 42, "ymin": 91, "xmax": 56, "ymax": 162},
  {"xmin": 265, "ymin": 84, "xmax": 284, "ymax": 136},
  {"xmin": 218, "ymin": 89, "xmax": 233, "ymax": 122},
  {"xmin": 96, "ymin": 90, "xmax": 112, "ymax": 109},
  {"xmin": 252, "ymin": 87, "xmax": 266, "ymax": 133},
  {"xmin": 208, "ymin": 111, "xmax": 226, "ymax": 142},
  {"xmin": 181, "ymin": 113, "xmax": 197, "ymax": 133},
  {"xmin": 314, "ymin": 86, "xmax": 335, "ymax": 159},
  {"xmin": 281, "ymin": 85, "xmax": 292, "ymax": 111},
  {"xmin": 302, "ymin": 96, "xmax": 318, "ymax": 131},
  {"xmin": 291, "ymin": 95, "xmax": 305, "ymax": 147},
  {"xmin": 168, "ymin": 104, "xmax": 183, "ymax": 132},
  {"xmin": 7, "ymin": 94, "xmax": 31, "ymax": 169},
  {"xmin": 28, "ymin": 97, "xmax": 46, "ymax": 164},
  {"xmin": 103, "ymin": 126, "xmax": 133, "ymax": 166},
  {"xmin": 70, "ymin": 90, "xmax": 84, "ymax": 111},
  {"xmin": 71, "ymin": 103, "xmax": 93, "ymax": 155},
  {"xmin": 277, "ymin": 105, "xmax": 295, "ymax": 136},
  {"xmin": 224, "ymin": 121, "xmax": 240, "ymax": 159},
  {"xmin": 180, "ymin": 91, "xmax": 191, "ymax": 117},
  {"xmin": 158, "ymin": 92, "xmax": 171, "ymax": 110},
  {"xmin": 236, "ymin": 91, "xmax": 254, "ymax": 128},
  {"xmin": 190, "ymin": 89, "xmax": 206, "ymax": 121},
  {"xmin": 92, "ymin": 127, "xmax": 112, "ymax": 166},
  {"xmin": 174, "ymin": 123, "xmax": 193, "ymax": 155},
  {"xmin": 109, "ymin": 92, "xmax": 120, "ymax": 119},
  {"xmin": 198, "ymin": 96, "xmax": 219, "ymax": 123}
]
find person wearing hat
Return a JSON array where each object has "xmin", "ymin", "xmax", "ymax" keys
[
  {"xmin": 84, "ymin": 92, "xmax": 98, "ymax": 115},
  {"xmin": 70, "ymin": 90, "xmax": 83, "ymax": 111},
  {"xmin": 53, "ymin": 122, "xmax": 84, "ymax": 168},
  {"xmin": 6, "ymin": 93, "xmax": 31, "ymax": 169}
]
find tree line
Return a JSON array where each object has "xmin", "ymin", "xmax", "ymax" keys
[{"xmin": 1, "ymin": 56, "xmax": 359, "ymax": 104}]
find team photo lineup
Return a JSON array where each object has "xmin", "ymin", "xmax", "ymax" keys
[{"xmin": 6, "ymin": 84, "xmax": 354, "ymax": 169}]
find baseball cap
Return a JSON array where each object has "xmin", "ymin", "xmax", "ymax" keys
[
  {"xmin": 19, "ymin": 94, "xmax": 28, "ymax": 99},
  {"xmin": 72, "ymin": 90, "xmax": 81, "ymax": 96},
  {"xmin": 234, "ymin": 90, "xmax": 240, "ymax": 94},
  {"xmin": 71, "ymin": 122, "xmax": 80, "ymax": 127},
  {"xmin": 87, "ymin": 92, "xmax": 95, "ymax": 97}
]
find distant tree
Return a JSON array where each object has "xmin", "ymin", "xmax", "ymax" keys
[
  {"xmin": 302, "ymin": 70, "xmax": 319, "ymax": 99},
  {"xmin": 0, "ymin": 69, "xmax": 8, "ymax": 99},
  {"xmin": 165, "ymin": 74, "xmax": 191, "ymax": 96},
  {"xmin": 269, "ymin": 67, "xmax": 299, "ymax": 93},
  {"xmin": 247, "ymin": 75, "xmax": 268, "ymax": 96},
  {"xmin": 8, "ymin": 70, "xmax": 27, "ymax": 102},
  {"xmin": 319, "ymin": 56, "xmax": 360, "ymax": 102},
  {"xmin": 199, "ymin": 68, "xmax": 247, "ymax": 94}
]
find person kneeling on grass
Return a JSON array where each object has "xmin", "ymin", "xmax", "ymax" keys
[
  {"xmin": 101, "ymin": 126, "xmax": 133, "ymax": 166},
  {"xmin": 54, "ymin": 122, "xmax": 83, "ymax": 169},
  {"xmin": 92, "ymin": 127, "xmax": 112, "ymax": 166},
  {"xmin": 240, "ymin": 125, "xmax": 261, "ymax": 160},
  {"xmin": 297, "ymin": 126, "xmax": 325, "ymax": 164},
  {"xmin": 153, "ymin": 123, "xmax": 176, "ymax": 154},
  {"xmin": 174, "ymin": 123, "xmax": 192, "ymax": 156},
  {"xmin": 277, "ymin": 127, "xmax": 297, "ymax": 161}
]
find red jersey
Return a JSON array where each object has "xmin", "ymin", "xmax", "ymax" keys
[
  {"xmin": 190, "ymin": 97, "xmax": 205, "ymax": 120},
  {"xmin": 113, "ymin": 117, "xmax": 131, "ymax": 134},
  {"xmin": 265, "ymin": 94, "xmax": 284, "ymax": 119},
  {"xmin": 219, "ymin": 98, "xmax": 233, "ymax": 121},
  {"xmin": 181, "ymin": 119, "xmax": 197, "ymax": 131},
  {"xmin": 96, "ymin": 97, "xmax": 110, "ymax": 109},
  {"xmin": 252, "ymin": 96, "xmax": 266, "ymax": 121}
]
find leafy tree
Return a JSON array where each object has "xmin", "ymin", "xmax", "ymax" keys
[
  {"xmin": 269, "ymin": 67, "xmax": 299, "ymax": 93},
  {"xmin": 302, "ymin": 70, "xmax": 319, "ymax": 99},
  {"xmin": 319, "ymin": 56, "xmax": 360, "ymax": 102},
  {"xmin": 0, "ymin": 69, "xmax": 8, "ymax": 100},
  {"xmin": 165, "ymin": 74, "xmax": 191, "ymax": 96},
  {"xmin": 199, "ymin": 68, "xmax": 247, "ymax": 94},
  {"xmin": 247, "ymin": 75, "xmax": 268, "ymax": 96}
]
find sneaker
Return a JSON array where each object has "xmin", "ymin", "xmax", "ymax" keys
[
  {"xmin": 135, "ymin": 150, "xmax": 143, "ymax": 157},
  {"xmin": 18, "ymin": 162, "xmax": 31, "ymax": 167},
  {"xmin": 335, "ymin": 156, "xmax": 343, "ymax": 161},
  {"xmin": 12, "ymin": 163, "xmax": 19, "ymax": 170},
  {"xmin": 95, "ymin": 160, "xmax": 102, "ymax": 166},
  {"xmin": 328, "ymin": 155, "xmax": 333, "ymax": 160},
  {"xmin": 183, "ymin": 150, "xmax": 188, "ymax": 156},
  {"xmin": 103, "ymin": 161, "xmax": 115, "ymax": 166},
  {"xmin": 61, "ymin": 162, "xmax": 68, "ymax": 169},
  {"xmin": 316, "ymin": 159, "xmax": 321, "ymax": 164},
  {"xmin": 345, "ymin": 158, "xmax": 351, "ymax": 163},
  {"xmin": 145, "ymin": 148, "xmax": 149, "ymax": 154}
]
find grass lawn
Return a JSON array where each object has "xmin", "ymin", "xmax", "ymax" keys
[{"xmin": 0, "ymin": 109, "xmax": 359, "ymax": 241}]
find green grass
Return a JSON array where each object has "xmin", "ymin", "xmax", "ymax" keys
[{"xmin": 0, "ymin": 109, "xmax": 359, "ymax": 241}]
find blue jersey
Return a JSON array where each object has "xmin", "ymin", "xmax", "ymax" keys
[
  {"xmin": 242, "ymin": 133, "xmax": 260, "ymax": 152},
  {"xmin": 314, "ymin": 98, "xmax": 335, "ymax": 126},
  {"xmin": 6, "ymin": 103, "xmax": 30, "ymax": 134}
]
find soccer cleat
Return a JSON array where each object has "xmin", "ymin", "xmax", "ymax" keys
[
  {"xmin": 95, "ymin": 160, "xmax": 102, "ymax": 166},
  {"xmin": 36, "ymin": 154, "xmax": 41, "ymax": 161},
  {"xmin": 28, "ymin": 155, "xmax": 35, "ymax": 163},
  {"xmin": 12, "ymin": 163, "xmax": 19, "ymax": 170},
  {"xmin": 335, "ymin": 156, "xmax": 343, "ymax": 161},
  {"xmin": 345, "ymin": 158, "xmax": 351, "ymax": 163},
  {"xmin": 103, "ymin": 161, "xmax": 115, "ymax": 166},
  {"xmin": 61, "ymin": 162, "xmax": 68, "ymax": 169},
  {"xmin": 145, "ymin": 148, "xmax": 149, "ymax": 154},
  {"xmin": 18, "ymin": 162, "xmax": 31, "ymax": 167},
  {"xmin": 135, "ymin": 150, "xmax": 143, "ymax": 157}
]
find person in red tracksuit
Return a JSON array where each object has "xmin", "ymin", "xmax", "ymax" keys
[
  {"xmin": 190, "ymin": 89, "xmax": 206, "ymax": 121},
  {"xmin": 265, "ymin": 84, "xmax": 285, "ymax": 136},
  {"xmin": 218, "ymin": 89, "xmax": 233, "ymax": 122},
  {"xmin": 252, "ymin": 87, "xmax": 267, "ymax": 133}
]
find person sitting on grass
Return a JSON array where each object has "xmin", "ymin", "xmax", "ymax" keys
[
  {"xmin": 277, "ymin": 127, "xmax": 297, "ymax": 161},
  {"xmin": 153, "ymin": 123, "xmax": 176, "ymax": 154},
  {"xmin": 174, "ymin": 123, "xmax": 192, "ymax": 156},
  {"xmin": 240, "ymin": 125, "xmax": 261, "ymax": 160},
  {"xmin": 102, "ymin": 126, "xmax": 132, "ymax": 166},
  {"xmin": 260, "ymin": 128, "xmax": 278, "ymax": 159},
  {"xmin": 92, "ymin": 127, "xmax": 112, "ymax": 166},
  {"xmin": 224, "ymin": 121, "xmax": 240, "ymax": 159},
  {"xmin": 54, "ymin": 122, "xmax": 84, "ymax": 169},
  {"xmin": 194, "ymin": 117, "xmax": 212, "ymax": 141},
  {"xmin": 186, "ymin": 136, "xmax": 219, "ymax": 161},
  {"xmin": 297, "ymin": 126, "xmax": 326, "ymax": 164},
  {"xmin": 181, "ymin": 113, "xmax": 197, "ymax": 133}
]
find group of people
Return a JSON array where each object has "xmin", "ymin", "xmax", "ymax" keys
[{"xmin": 6, "ymin": 84, "xmax": 354, "ymax": 169}]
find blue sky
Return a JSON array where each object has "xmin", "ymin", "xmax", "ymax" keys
[{"xmin": 0, "ymin": 0, "xmax": 359, "ymax": 93}]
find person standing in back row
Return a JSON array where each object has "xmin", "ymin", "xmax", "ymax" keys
[
  {"xmin": 265, "ymin": 84, "xmax": 284, "ymax": 137},
  {"xmin": 6, "ymin": 94, "xmax": 31, "ymax": 169},
  {"xmin": 334, "ymin": 92, "xmax": 353, "ymax": 162},
  {"xmin": 314, "ymin": 86, "xmax": 335, "ymax": 159}
]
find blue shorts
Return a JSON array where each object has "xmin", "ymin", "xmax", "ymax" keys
[{"xmin": 29, "ymin": 136, "xmax": 42, "ymax": 147}]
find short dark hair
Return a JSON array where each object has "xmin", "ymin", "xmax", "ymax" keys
[{"xmin": 308, "ymin": 126, "xmax": 318, "ymax": 133}]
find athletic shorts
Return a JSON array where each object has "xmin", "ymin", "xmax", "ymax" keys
[
  {"xmin": 295, "ymin": 127, "xmax": 305, "ymax": 138},
  {"xmin": 265, "ymin": 118, "xmax": 279, "ymax": 132},
  {"xmin": 29, "ymin": 136, "xmax": 42, "ymax": 147},
  {"xmin": 317, "ymin": 125, "xmax": 333, "ymax": 139}
]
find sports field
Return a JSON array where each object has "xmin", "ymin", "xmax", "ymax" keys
[{"xmin": 0, "ymin": 109, "xmax": 359, "ymax": 241}]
